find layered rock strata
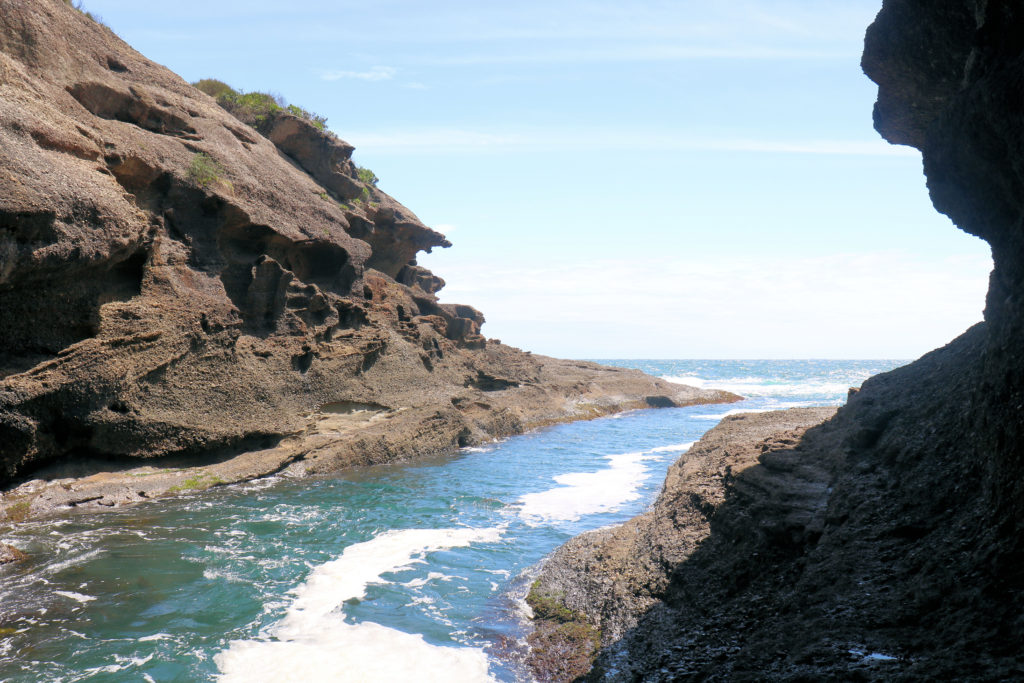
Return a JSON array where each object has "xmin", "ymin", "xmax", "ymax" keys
[
  {"xmin": 0, "ymin": 1, "xmax": 737, "ymax": 522},
  {"xmin": 528, "ymin": 1, "xmax": 1024, "ymax": 679}
]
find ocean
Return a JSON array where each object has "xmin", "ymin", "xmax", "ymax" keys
[{"xmin": 0, "ymin": 360, "xmax": 905, "ymax": 681}]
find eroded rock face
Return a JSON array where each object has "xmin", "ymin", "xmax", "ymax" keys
[
  {"xmin": 527, "ymin": 2, "xmax": 1024, "ymax": 680},
  {"xmin": 865, "ymin": 0, "xmax": 1024, "ymax": 536},
  {"xmin": 0, "ymin": 1, "xmax": 739, "ymax": 507}
]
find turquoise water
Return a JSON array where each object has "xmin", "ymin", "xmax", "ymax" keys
[{"xmin": 0, "ymin": 360, "xmax": 905, "ymax": 681}]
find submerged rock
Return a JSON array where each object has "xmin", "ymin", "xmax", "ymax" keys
[{"xmin": 0, "ymin": 543, "xmax": 26, "ymax": 565}]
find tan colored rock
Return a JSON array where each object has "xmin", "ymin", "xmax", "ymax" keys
[
  {"xmin": 0, "ymin": 1, "xmax": 738, "ymax": 519},
  {"xmin": 0, "ymin": 543, "xmax": 25, "ymax": 565}
]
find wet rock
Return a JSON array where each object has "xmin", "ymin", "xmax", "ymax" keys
[{"xmin": 0, "ymin": 544, "xmax": 26, "ymax": 565}]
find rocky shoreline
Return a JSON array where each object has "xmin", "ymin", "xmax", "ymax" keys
[
  {"xmin": 526, "ymin": 407, "xmax": 839, "ymax": 681},
  {"xmin": 0, "ymin": 2, "xmax": 738, "ymax": 526},
  {"xmin": 526, "ymin": 325, "xmax": 1024, "ymax": 681},
  {"xmin": 0, "ymin": 356, "xmax": 736, "ymax": 523}
]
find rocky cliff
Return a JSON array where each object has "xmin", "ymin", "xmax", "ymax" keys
[
  {"xmin": 0, "ymin": 0, "xmax": 737, "ymax": 521},
  {"xmin": 527, "ymin": 2, "xmax": 1024, "ymax": 680}
]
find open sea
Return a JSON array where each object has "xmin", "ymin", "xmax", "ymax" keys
[{"xmin": 0, "ymin": 360, "xmax": 906, "ymax": 681}]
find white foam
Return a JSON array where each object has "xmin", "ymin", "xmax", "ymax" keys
[
  {"xmin": 480, "ymin": 568, "xmax": 511, "ymax": 577},
  {"xmin": 46, "ymin": 548, "xmax": 105, "ymax": 574},
  {"xmin": 693, "ymin": 408, "xmax": 773, "ymax": 420},
  {"xmin": 662, "ymin": 375, "xmax": 863, "ymax": 398},
  {"xmin": 648, "ymin": 442, "xmax": 695, "ymax": 453},
  {"xmin": 81, "ymin": 653, "xmax": 154, "ymax": 678},
  {"xmin": 849, "ymin": 648, "xmax": 898, "ymax": 663},
  {"xmin": 216, "ymin": 527, "xmax": 502, "ymax": 683},
  {"xmin": 402, "ymin": 571, "xmax": 450, "ymax": 588},
  {"xmin": 203, "ymin": 568, "xmax": 248, "ymax": 583},
  {"xmin": 516, "ymin": 441, "xmax": 701, "ymax": 524},
  {"xmin": 54, "ymin": 590, "xmax": 96, "ymax": 603},
  {"xmin": 518, "ymin": 451, "xmax": 653, "ymax": 524}
]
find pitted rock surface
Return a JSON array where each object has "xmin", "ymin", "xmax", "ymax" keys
[{"xmin": 0, "ymin": 1, "xmax": 738, "ymax": 520}]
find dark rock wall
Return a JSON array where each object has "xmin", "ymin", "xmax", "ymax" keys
[
  {"xmin": 865, "ymin": 0, "xmax": 1024, "ymax": 571},
  {"xmin": 526, "ymin": 2, "xmax": 1024, "ymax": 680}
]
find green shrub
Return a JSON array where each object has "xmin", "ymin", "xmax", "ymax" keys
[
  {"xmin": 287, "ymin": 104, "xmax": 328, "ymax": 130},
  {"xmin": 188, "ymin": 153, "xmax": 224, "ymax": 188},
  {"xmin": 190, "ymin": 79, "xmax": 328, "ymax": 132},
  {"xmin": 356, "ymin": 166, "xmax": 379, "ymax": 187},
  {"xmin": 219, "ymin": 91, "xmax": 284, "ymax": 128},
  {"xmin": 193, "ymin": 78, "xmax": 238, "ymax": 100}
]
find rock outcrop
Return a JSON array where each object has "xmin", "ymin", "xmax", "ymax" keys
[
  {"xmin": 0, "ymin": 1, "xmax": 738, "ymax": 521},
  {"xmin": 0, "ymin": 542, "xmax": 26, "ymax": 565},
  {"xmin": 527, "ymin": 2, "xmax": 1024, "ymax": 680}
]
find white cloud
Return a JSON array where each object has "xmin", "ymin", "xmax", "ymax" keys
[
  {"xmin": 421, "ymin": 250, "xmax": 992, "ymax": 358},
  {"xmin": 708, "ymin": 139, "xmax": 917, "ymax": 157},
  {"xmin": 321, "ymin": 65, "xmax": 397, "ymax": 81},
  {"xmin": 415, "ymin": 44, "xmax": 852, "ymax": 67},
  {"xmin": 343, "ymin": 127, "xmax": 916, "ymax": 157}
]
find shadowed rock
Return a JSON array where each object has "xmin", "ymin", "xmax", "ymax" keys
[{"xmin": 528, "ymin": 2, "xmax": 1024, "ymax": 680}]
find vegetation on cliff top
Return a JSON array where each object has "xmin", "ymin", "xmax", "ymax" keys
[
  {"xmin": 356, "ymin": 166, "xmax": 379, "ymax": 187},
  {"xmin": 63, "ymin": 0, "xmax": 104, "ymax": 24},
  {"xmin": 191, "ymin": 80, "xmax": 384, "ymax": 199},
  {"xmin": 192, "ymin": 78, "xmax": 328, "ymax": 131}
]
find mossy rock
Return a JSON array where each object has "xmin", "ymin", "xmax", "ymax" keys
[
  {"xmin": 4, "ymin": 499, "xmax": 32, "ymax": 523},
  {"xmin": 527, "ymin": 582, "xmax": 578, "ymax": 623},
  {"xmin": 167, "ymin": 472, "xmax": 226, "ymax": 494},
  {"xmin": 526, "ymin": 580, "xmax": 603, "ymax": 681}
]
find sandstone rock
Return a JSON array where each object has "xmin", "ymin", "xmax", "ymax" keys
[
  {"xmin": 0, "ymin": 1, "xmax": 738, "ymax": 519},
  {"xmin": 263, "ymin": 113, "xmax": 362, "ymax": 200}
]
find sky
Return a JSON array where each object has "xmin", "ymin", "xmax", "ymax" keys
[{"xmin": 81, "ymin": 0, "xmax": 992, "ymax": 358}]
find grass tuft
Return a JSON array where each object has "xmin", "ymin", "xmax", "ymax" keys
[
  {"xmin": 192, "ymin": 79, "xmax": 328, "ymax": 132},
  {"xmin": 167, "ymin": 472, "xmax": 225, "ymax": 494},
  {"xmin": 188, "ymin": 152, "xmax": 225, "ymax": 188},
  {"xmin": 356, "ymin": 166, "xmax": 379, "ymax": 187}
]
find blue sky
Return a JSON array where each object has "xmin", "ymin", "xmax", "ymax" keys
[{"xmin": 83, "ymin": 0, "xmax": 992, "ymax": 358}]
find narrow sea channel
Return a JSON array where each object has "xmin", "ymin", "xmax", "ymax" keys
[{"xmin": 0, "ymin": 360, "xmax": 904, "ymax": 681}]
